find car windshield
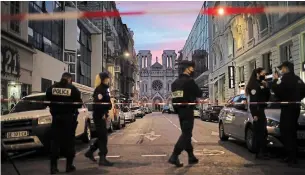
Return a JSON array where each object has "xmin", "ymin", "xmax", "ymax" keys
[
  {"xmin": 164, "ymin": 106, "xmax": 169, "ymax": 109},
  {"xmin": 10, "ymin": 95, "xmax": 47, "ymax": 113},
  {"xmin": 122, "ymin": 107, "xmax": 129, "ymax": 112},
  {"xmin": 195, "ymin": 105, "xmax": 200, "ymax": 110}
]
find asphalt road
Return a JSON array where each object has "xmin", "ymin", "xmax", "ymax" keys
[{"xmin": 2, "ymin": 112, "xmax": 305, "ymax": 175}]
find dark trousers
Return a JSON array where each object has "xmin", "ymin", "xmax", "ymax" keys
[
  {"xmin": 89, "ymin": 113, "xmax": 108, "ymax": 157},
  {"xmin": 173, "ymin": 108, "xmax": 194, "ymax": 155},
  {"xmin": 50, "ymin": 114, "xmax": 76, "ymax": 160},
  {"xmin": 280, "ymin": 106, "xmax": 300, "ymax": 161},
  {"xmin": 253, "ymin": 110, "xmax": 267, "ymax": 155}
]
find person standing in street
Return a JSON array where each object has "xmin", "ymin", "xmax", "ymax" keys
[
  {"xmin": 46, "ymin": 72, "xmax": 82, "ymax": 174},
  {"xmin": 169, "ymin": 60, "xmax": 202, "ymax": 167},
  {"xmin": 245, "ymin": 68, "xmax": 270, "ymax": 160},
  {"xmin": 84, "ymin": 72, "xmax": 113, "ymax": 166},
  {"xmin": 272, "ymin": 61, "xmax": 305, "ymax": 167}
]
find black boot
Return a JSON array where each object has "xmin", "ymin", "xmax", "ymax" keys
[
  {"xmin": 168, "ymin": 154, "xmax": 183, "ymax": 167},
  {"xmin": 85, "ymin": 149, "xmax": 97, "ymax": 162},
  {"xmin": 50, "ymin": 159, "xmax": 59, "ymax": 174},
  {"xmin": 188, "ymin": 152, "xmax": 199, "ymax": 164},
  {"xmin": 255, "ymin": 153, "xmax": 270, "ymax": 160},
  {"xmin": 66, "ymin": 157, "xmax": 76, "ymax": 173},
  {"xmin": 99, "ymin": 156, "xmax": 114, "ymax": 166}
]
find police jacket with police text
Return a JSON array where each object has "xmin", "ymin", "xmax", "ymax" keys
[
  {"xmin": 46, "ymin": 82, "xmax": 82, "ymax": 115},
  {"xmin": 92, "ymin": 84, "xmax": 112, "ymax": 116},
  {"xmin": 272, "ymin": 72, "xmax": 305, "ymax": 103},
  {"xmin": 171, "ymin": 74, "xmax": 202, "ymax": 108},
  {"xmin": 247, "ymin": 80, "xmax": 271, "ymax": 117}
]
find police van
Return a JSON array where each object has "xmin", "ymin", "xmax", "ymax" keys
[{"xmin": 1, "ymin": 82, "xmax": 94, "ymax": 152}]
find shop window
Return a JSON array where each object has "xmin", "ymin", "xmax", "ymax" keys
[
  {"xmin": 239, "ymin": 66, "xmax": 245, "ymax": 82},
  {"xmin": 10, "ymin": 1, "xmax": 20, "ymax": 33},
  {"xmin": 280, "ymin": 41, "xmax": 293, "ymax": 62},
  {"xmin": 228, "ymin": 33, "xmax": 233, "ymax": 56},
  {"xmin": 41, "ymin": 78, "xmax": 52, "ymax": 92},
  {"xmin": 262, "ymin": 52, "xmax": 272, "ymax": 74}
]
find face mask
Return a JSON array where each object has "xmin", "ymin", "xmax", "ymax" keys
[
  {"xmin": 189, "ymin": 71, "xmax": 195, "ymax": 77},
  {"xmin": 259, "ymin": 75, "xmax": 265, "ymax": 81}
]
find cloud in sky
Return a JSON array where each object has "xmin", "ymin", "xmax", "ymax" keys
[{"xmin": 116, "ymin": 1, "xmax": 203, "ymax": 63}]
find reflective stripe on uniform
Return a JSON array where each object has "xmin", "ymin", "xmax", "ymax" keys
[{"xmin": 172, "ymin": 90, "xmax": 184, "ymax": 98}]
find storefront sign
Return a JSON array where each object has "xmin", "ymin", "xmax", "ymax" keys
[
  {"xmin": 228, "ymin": 66, "xmax": 235, "ymax": 89},
  {"xmin": 201, "ymin": 87, "xmax": 209, "ymax": 98},
  {"xmin": 1, "ymin": 46, "xmax": 21, "ymax": 78}
]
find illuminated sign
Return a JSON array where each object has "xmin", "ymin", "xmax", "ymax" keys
[{"xmin": 228, "ymin": 66, "xmax": 235, "ymax": 89}]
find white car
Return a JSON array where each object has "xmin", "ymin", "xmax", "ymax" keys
[
  {"xmin": 1, "ymin": 83, "xmax": 94, "ymax": 152},
  {"xmin": 194, "ymin": 106, "xmax": 200, "ymax": 118},
  {"xmin": 131, "ymin": 106, "xmax": 144, "ymax": 118},
  {"xmin": 122, "ymin": 106, "xmax": 135, "ymax": 122}
]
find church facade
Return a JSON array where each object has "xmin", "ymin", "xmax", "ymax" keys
[{"xmin": 138, "ymin": 50, "xmax": 178, "ymax": 110}]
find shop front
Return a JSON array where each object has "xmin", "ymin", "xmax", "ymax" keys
[{"xmin": 1, "ymin": 33, "xmax": 34, "ymax": 114}]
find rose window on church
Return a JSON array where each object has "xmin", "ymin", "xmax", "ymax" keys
[{"xmin": 152, "ymin": 80, "xmax": 163, "ymax": 91}]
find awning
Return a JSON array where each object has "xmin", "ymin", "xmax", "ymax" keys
[
  {"xmin": 195, "ymin": 70, "xmax": 210, "ymax": 82},
  {"xmin": 205, "ymin": 75, "xmax": 225, "ymax": 86}
]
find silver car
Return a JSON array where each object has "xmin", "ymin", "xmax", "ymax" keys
[{"xmin": 218, "ymin": 94, "xmax": 305, "ymax": 152}]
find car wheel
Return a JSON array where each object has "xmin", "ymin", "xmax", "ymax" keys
[
  {"xmin": 246, "ymin": 126, "xmax": 255, "ymax": 153},
  {"xmin": 122, "ymin": 119, "xmax": 126, "ymax": 127},
  {"xmin": 116, "ymin": 118, "xmax": 122, "ymax": 130},
  {"xmin": 108, "ymin": 121, "xmax": 114, "ymax": 133},
  {"xmin": 219, "ymin": 122, "xmax": 229, "ymax": 141},
  {"xmin": 208, "ymin": 114, "xmax": 212, "ymax": 122},
  {"xmin": 82, "ymin": 122, "xmax": 91, "ymax": 143}
]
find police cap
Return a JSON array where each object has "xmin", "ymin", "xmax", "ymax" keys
[
  {"xmin": 277, "ymin": 61, "xmax": 294, "ymax": 71},
  {"xmin": 99, "ymin": 72, "xmax": 110, "ymax": 81},
  {"xmin": 61, "ymin": 72, "xmax": 72, "ymax": 79},
  {"xmin": 179, "ymin": 60, "xmax": 195, "ymax": 67}
]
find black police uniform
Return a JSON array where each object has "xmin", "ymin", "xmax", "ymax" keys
[
  {"xmin": 169, "ymin": 72, "xmax": 202, "ymax": 167},
  {"xmin": 46, "ymin": 80, "xmax": 82, "ymax": 174},
  {"xmin": 247, "ymin": 80, "xmax": 270, "ymax": 158},
  {"xmin": 85, "ymin": 73, "xmax": 113, "ymax": 166},
  {"xmin": 272, "ymin": 61, "xmax": 305, "ymax": 165}
]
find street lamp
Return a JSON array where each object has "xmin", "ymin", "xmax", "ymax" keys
[
  {"xmin": 124, "ymin": 52, "xmax": 130, "ymax": 58},
  {"xmin": 218, "ymin": 8, "xmax": 225, "ymax": 16}
]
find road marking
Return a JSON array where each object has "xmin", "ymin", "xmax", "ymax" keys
[
  {"xmin": 94, "ymin": 155, "xmax": 121, "ymax": 159},
  {"xmin": 141, "ymin": 154, "xmax": 167, "ymax": 157},
  {"xmin": 211, "ymin": 131, "xmax": 219, "ymax": 136},
  {"xmin": 194, "ymin": 149, "xmax": 225, "ymax": 156},
  {"xmin": 164, "ymin": 116, "xmax": 198, "ymax": 143}
]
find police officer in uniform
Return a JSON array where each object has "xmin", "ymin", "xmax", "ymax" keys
[
  {"xmin": 272, "ymin": 61, "xmax": 305, "ymax": 166},
  {"xmin": 245, "ymin": 67, "xmax": 270, "ymax": 159},
  {"xmin": 46, "ymin": 72, "xmax": 82, "ymax": 174},
  {"xmin": 169, "ymin": 60, "xmax": 202, "ymax": 167},
  {"xmin": 84, "ymin": 72, "xmax": 113, "ymax": 166}
]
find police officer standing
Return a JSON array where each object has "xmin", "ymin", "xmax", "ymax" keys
[
  {"xmin": 84, "ymin": 72, "xmax": 113, "ymax": 166},
  {"xmin": 46, "ymin": 72, "xmax": 82, "ymax": 174},
  {"xmin": 169, "ymin": 60, "xmax": 202, "ymax": 167},
  {"xmin": 272, "ymin": 61, "xmax": 305, "ymax": 166}
]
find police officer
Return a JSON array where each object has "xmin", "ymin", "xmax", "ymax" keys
[
  {"xmin": 84, "ymin": 72, "xmax": 113, "ymax": 166},
  {"xmin": 169, "ymin": 60, "xmax": 202, "ymax": 167},
  {"xmin": 46, "ymin": 72, "xmax": 82, "ymax": 174},
  {"xmin": 245, "ymin": 67, "xmax": 270, "ymax": 160},
  {"xmin": 272, "ymin": 61, "xmax": 305, "ymax": 166}
]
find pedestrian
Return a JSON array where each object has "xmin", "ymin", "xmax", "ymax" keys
[
  {"xmin": 245, "ymin": 67, "xmax": 271, "ymax": 160},
  {"xmin": 169, "ymin": 60, "xmax": 202, "ymax": 167},
  {"xmin": 272, "ymin": 61, "xmax": 305, "ymax": 167},
  {"xmin": 46, "ymin": 72, "xmax": 82, "ymax": 174},
  {"xmin": 84, "ymin": 72, "xmax": 113, "ymax": 166}
]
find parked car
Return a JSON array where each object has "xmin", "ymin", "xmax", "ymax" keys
[
  {"xmin": 140, "ymin": 107, "xmax": 147, "ymax": 116},
  {"xmin": 144, "ymin": 107, "xmax": 152, "ymax": 114},
  {"xmin": 218, "ymin": 94, "xmax": 305, "ymax": 152},
  {"xmin": 88, "ymin": 97, "xmax": 125, "ymax": 135},
  {"xmin": 201, "ymin": 105, "xmax": 223, "ymax": 121},
  {"xmin": 1, "ymin": 82, "xmax": 94, "ymax": 153},
  {"xmin": 162, "ymin": 105, "xmax": 174, "ymax": 114},
  {"xmin": 122, "ymin": 106, "xmax": 136, "ymax": 122},
  {"xmin": 131, "ymin": 106, "xmax": 145, "ymax": 118}
]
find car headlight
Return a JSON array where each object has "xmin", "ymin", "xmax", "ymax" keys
[
  {"xmin": 267, "ymin": 118, "xmax": 279, "ymax": 128},
  {"xmin": 38, "ymin": 116, "xmax": 52, "ymax": 125}
]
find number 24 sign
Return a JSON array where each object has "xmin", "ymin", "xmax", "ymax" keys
[{"xmin": 1, "ymin": 46, "xmax": 21, "ymax": 77}]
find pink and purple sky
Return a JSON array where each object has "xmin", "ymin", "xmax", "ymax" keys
[{"xmin": 116, "ymin": 1, "xmax": 203, "ymax": 63}]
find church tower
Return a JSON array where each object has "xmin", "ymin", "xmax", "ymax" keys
[
  {"xmin": 138, "ymin": 50, "xmax": 152, "ymax": 70},
  {"xmin": 162, "ymin": 50, "xmax": 177, "ymax": 69}
]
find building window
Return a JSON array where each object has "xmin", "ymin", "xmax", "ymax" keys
[
  {"xmin": 259, "ymin": 14, "xmax": 268, "ymax": 31},
  {"xmin": 228, "ymin": 33, "xmax": 233, "ymax": 56},
  {"xmin": 239, "ymin": 66, "xmax": 245, "ymax": 82},
  {"xmin": 262, "ymin": 52, "xmax": 272, "ymax": 75},
  {"xmin": 41, "ymin": 78, "xmax": 52, "ymax": 92},
  {"xmin": 10, "ymin": 1, "xmax": 20, "ymax": 33},
  {"xmin": 249, "ymin": 60, "xmax": 256, "ymax": 77},
  {"xmin": 145, "ymin": 84, "xmax": 147, "ymax": 92},
  {"xmin": 280, "ymin": 41, "xmax": 293, "ymax": 62},
  {"xmin": 213, "ymin": 55, "xmax": 217, "ymax": 66},
  {"xmin": 278, "ymin": 1, "xmax": 289, "ymax": 18},
  {"xmin": 28, "ymin": 1, "xmax": 63, "ymax": 61},
  {"xmin": 248, "ymin": 18, "xmax": 254, "ymax": 39}
]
